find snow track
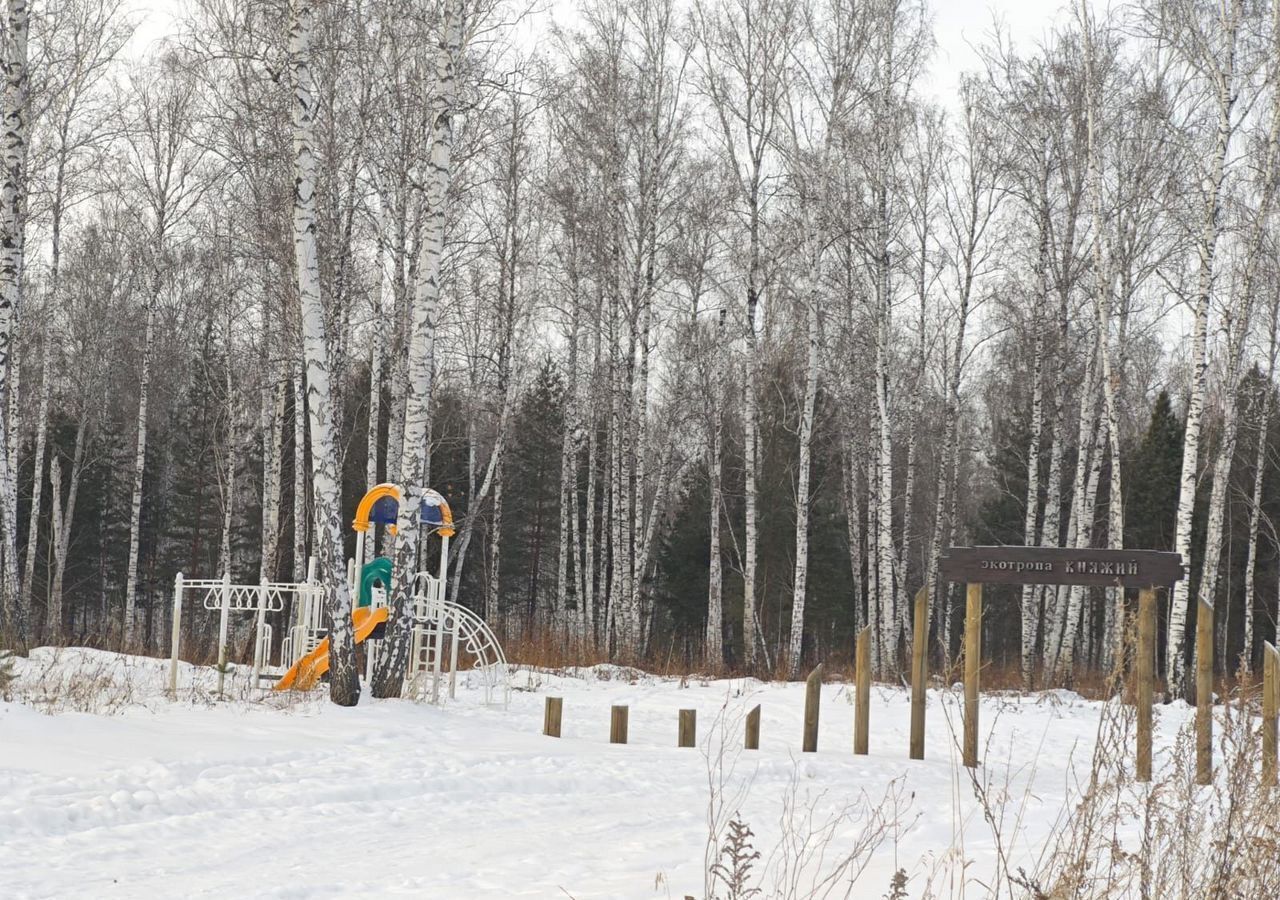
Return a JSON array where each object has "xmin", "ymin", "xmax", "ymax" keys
[{"xmin": 1, "ymin": 650, "xmax": 1195, "ymax": 899}]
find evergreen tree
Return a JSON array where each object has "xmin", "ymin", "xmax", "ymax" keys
[
  {"xmin": 1125, "ymin": 391, "xmax": 1183, "ymax": 552},
  {"xmin": 500, "ymin": 357, "xmax": 565, "ymax": 624}
]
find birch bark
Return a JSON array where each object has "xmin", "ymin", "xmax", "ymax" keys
[
  {"xmin": 1240, "ymin": 0, "xmax": 1280, "ymax": 670},
  {"xmin": 122, "ymin": 300, "xmax": 155, "ymax": 646},
  {"xmin": 292, "ymin": 362, "xmax": 307, "ymax": 581},
  {"xmin": 706, "ymin": 364, "xmax": 724, "ymax": 668},
  {"xmin": 1078, "ymin": 0, "xmax": 1125, "ymax": 670},
  {"xmin": 1243, "ymin": 255, "xmax": 1280, "ymax": 671},
  {"xmin": 0, "ymin": 0, "xmax": 28, "ymax": 631},
  {"xmin": 290, "ymin": 0, "xmax": 358, "ymax": 705},
  {"xmin": 1197, "ymin": 1, "xmax": 1280, "ymax": 666},
  {"xmin": 556, "ymin": 249, "xmax": 581, "ymax": 640},
  {"xmin": 1165, "ymin": 2, "xmax": 1242, "ymax": 697},
  {"xmin": 787, "ymin": 235, "xmax": 821, "ymax": 678},
  {"xmin": 46, "ymin": 417, "xmax": 85, "ymax": 643},
  {"xmin": 371, "ymin": 3, "xmax": 464, "ymax": 698}
]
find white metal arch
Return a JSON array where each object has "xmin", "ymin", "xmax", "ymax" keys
[{"xmin": 407, "ymin": 573, "xmax": 511, "ymax": 707}]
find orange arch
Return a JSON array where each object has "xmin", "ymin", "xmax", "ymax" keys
[{"xmin": 352, "ymin": 483, "xmax": 402, "ymax": 535}]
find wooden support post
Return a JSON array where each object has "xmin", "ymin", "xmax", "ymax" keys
[
  {"xmin": 855, "ymin": 626, "xmax": 871, "ymax": 756},
  {"xmin": 543, "ymin": 697, "xmax": 563, "ymax": 738},
  {"xmin": 803, "ymin": 664, "xmax": 823, "ymax": 753},
  {"xmin": 1196, "ymin": 599, "xmax": 1213, "ymax": 786},
  {"xmin": 909, "ymin": 586, "xmax": 928, "ymax": 760},
  {"xmin": 1136, "ymin": 589, "xmax": 1155, "ymax": 783},
  {"xmin": 745, "ymin": 704, "xmax": 760, "ymax": 750},
  {"xmin": 963, "ymin": 583, "xmax": 982, "ymax": 769},
  {"xmin": 610, "ymin": 705, "xmax": 629, "ymax": 744},
  {"xmin": 1264, "ymin": 643, "xmax": 1278, "ymax": 789},
  {"xmin": 679, "ymin": 709, "xmax": 696, "ymax": 748}
]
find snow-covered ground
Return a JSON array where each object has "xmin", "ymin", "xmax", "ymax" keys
[{"xmin": 0, "ymin": 649, "xmax": 1197, "ymax": 899}]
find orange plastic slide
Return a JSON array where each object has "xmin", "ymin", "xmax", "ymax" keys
[{"xmin": 273, "ymin": 605, "xmax": 389, "ymax": 692}]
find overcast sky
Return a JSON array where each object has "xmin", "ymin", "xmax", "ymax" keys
[
  {"xmin": 129, "ymin": 0, "xmax": 1087, "ymax": 101},
  {"xmin": 929, "ymin": 0, "xmax": 1081, "ymax": 100}
]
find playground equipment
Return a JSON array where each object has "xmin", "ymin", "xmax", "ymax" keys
[
  {"xmin": 166, "ymin": 483, "xmax": 509, "ymax": 706},
  {"xmin": 273, "ymin": 604, "xmax": 389, "ymax": 691}
]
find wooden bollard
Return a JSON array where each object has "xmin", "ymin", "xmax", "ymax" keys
[
  {"xmin": 1195, "ymin": 599, "xmax": 1213, "ymax": 785},
  {"xmin": 1264, "ymin": 643, "xmax": 1278, "ymax": 788},
  {"xmin": 610, "ymin": 705, "xmax": 629, "ymax": 744},
  {"xmin": 543, "ymin": 696, "xmax": 563, "ymax": 738},
  {"xmin": 1136, "ymin": 589, "xmax": 1155, "ymax": 782},
  {"xmin": 679, "ymin": 709, "xmax": 696, "ymax": 748},
  {"xmin": 854, "ymin": 627, "xmax": 871, "ymax": 756},
  {"xmin": 909, "ymin": 586, "xmax": 928, "ymax": 760},
  {"xmin": 803, "ymin": 664, "xmax": 823, "ymax": 753},
  {"xmin": 745, "ymin": 704, "xmax": 761, "ymax": 750},
  {"xmin": 963, "ymin": 583, "xmax": 982, "ymax": 769}
]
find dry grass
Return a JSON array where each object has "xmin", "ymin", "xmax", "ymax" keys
[
  {"xmin": 2, "ymin": 646, "xmax": 320, "ymax": 715},
  {"xmin": 699, "ymin": 699, "xmax": 915, "ymax": 900}
]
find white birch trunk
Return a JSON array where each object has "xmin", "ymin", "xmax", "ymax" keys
[
  {"xmin": 900, "ymin": 237, "xmax": 928, "ymax": 635},
  {"xmin": 1050, "ymin": 339, "xmax": 1101, "ymax": 677},
  {"xmin": 364, "ymin": 205, "xmax": 392, "ymax": 546},
  {"xmin": 1206, "ymin": 4, "xmax": 1280, "ymax": 668},
  {"xmin": 582, "ymin": 310, "xmax": 602, "ymax": 648},
  {"xmin": 1242, "ymin": 0, "xmax": 1280, "ymax": 674},
  {"xmin": 220, "ymin": 336, "xmax": 235, "ymax": 580},
  {"xmin": 20, "ymin": 311, "xmax": 48, "ymax": 626},
  {"xmin": 707, "ymin": 385, "xmax": 724, "ymax": 669},
  {"xmin": 487, "ymin": 466, "xmax": 503, "ymax": 624},
  {"xmin": 1166, "ymin": 34, "xmax": 1237, "ymax": 697},
  {"xmin": 1019, "ymin": 308, "xmax": 1046, "ymax": 686},
  {"xmin": 1078, "ymin": 0, "xmax": 1127, "ymax": 672},
  {"xmin": 1242, "ymin": 385, "xmax": 1269, "ymax": 671},
  {"xmin": 291, "ymin": 0, "xmax": 358, "ymax": 705},
  {"xmin": 1242, "ymin": 236, "xmax": 1280, "ymax": 670},
  {"xmin": 875, "ymin": 325, "xmax": 896, "ymax": 673},
  {"xmin": 292, "ymin": 362, "xmax": 307, "ymax": 582},
  {"xmin": 122, "ymin": 300, "xmax": 156, "ymax": 647},
  {"xmin": 843, "ymin": 422, "xmax": 864, "ymax": 636},
  {"xmin": 867, "ymin": 431, "xmax": 881, "ymax": 672},
  {"xmin": 630, "ymin": 298, "xmax": 652, "ymax": 649},
  {"xmin": 46, "ymin": 418, "xmax": 85, "ymax": 643},
  {"xmin": 0, "ymin": 0, "xmax": 28, "ymax": 632},
  {"xmin": 787, "ymin": 242, "xmax": 821, "ymax": 678},
  {"xmin": 556, "ymin": 278, "xmax": 580, "ymax": 641},
  {"xmin": 743, "ymin": 323, "xmax": 760, "ymax": 669},
  {"xmin": 371, "ymin": 4, "xmax": 463, "ymax": 697},
  {"xmin": 262, "ymin": 375, "xmax": 285, "ymax": 581},
  {"xmin": 448, "ymin": 386, "xmax": 516, "ymax": 612},
  {"xmin": 1038, "ymin": 347, "xmax": 1069, "ymax": 647}
]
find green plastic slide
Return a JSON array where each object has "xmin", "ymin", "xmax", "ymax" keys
[{"xmin": 358, "ymin": 556, "xmax": 393, "ymax": 607}]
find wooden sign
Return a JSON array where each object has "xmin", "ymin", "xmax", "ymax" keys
[{"xmin": 938, "ymin": 546, "xmax": 1184, "ymax": 588}]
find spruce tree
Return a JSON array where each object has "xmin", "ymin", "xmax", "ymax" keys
[{"xmin": 1125, "ymin": 391, "xmax": 1183, "ymax": 552}]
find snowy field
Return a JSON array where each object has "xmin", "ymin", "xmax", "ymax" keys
[{"xmin": 0, "ymin": 649, "xmax": 1200, "ymax": 899}]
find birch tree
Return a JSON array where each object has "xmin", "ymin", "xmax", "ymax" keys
[
  {"xmin": 119, "ymin": 64, "xmax": 205, "ymax": 646},
  {"xmin": 21, "ymin": 0, "xmax": 131, "ymax": 634},
  {"xmin": 0, "ymin": 0, "xmax": 29, "ymax": 634},
  {"xmin": 690, "ymin": 0, "xmax": 788, "ymax": 668},
  {"xmin": 290, "ymin": 0, "xmax": 358, "ymax": 706},
  {"xmin": 372, "ymin": 0, "xmax": 476, "ymax": 698},
  {"xmin": 1157, "ymin": 0, "xmax": 1252, "ymax": 697}
]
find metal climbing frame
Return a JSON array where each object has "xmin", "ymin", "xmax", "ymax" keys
[
  {"xmin": 404, "ymin": 573, "xmax": 510, "ymax": 707},
  {"xmin": 166, "ymin": 555, "xmax": 509, "ymax": 706},
  {"xmin": 167, "ymin": 558, "xmax": 324, "ymax": 695}
]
